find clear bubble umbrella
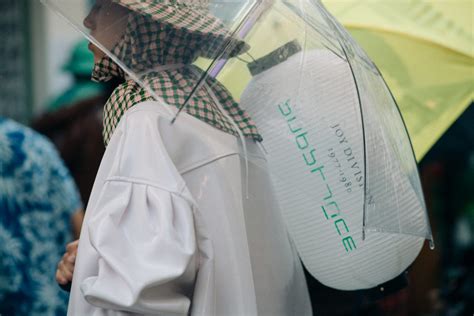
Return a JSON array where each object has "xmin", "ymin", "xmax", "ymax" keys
[{"xmin": 41, "ymin": 0, "xmax": 433, "ymax": 290}]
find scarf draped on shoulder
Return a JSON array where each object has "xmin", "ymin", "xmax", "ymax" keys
[{"xmin": 92, "ymin": 12, "xmax": 262, "ymax": 146}]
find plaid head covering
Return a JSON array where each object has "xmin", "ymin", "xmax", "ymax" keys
[
  {"xmin": 114, "ymin": 0, "xmax": 250, "ymax": 52},
  {"xmin": 92, "ymin": 3, "xmax": 261, "ymax": 145}
]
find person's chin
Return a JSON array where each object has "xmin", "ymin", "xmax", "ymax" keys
[
  {"xmin": 89, "ymin": 43, "xmax": 105, "ymax": 61},
  {"xmin": 93, "ymin": 54, "xmax": 105, "ymax": 63},
  {"xmin": 88, "ymin": 41, "xmax": 96, "ymax": 52}
]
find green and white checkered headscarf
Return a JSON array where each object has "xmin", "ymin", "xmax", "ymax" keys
[{"xmin": 92, "ymin": 9, "xmax": 261, "ymax": 146}]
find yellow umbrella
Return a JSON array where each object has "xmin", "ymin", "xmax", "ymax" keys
[
  {"xmin": 198, "ymin": 0, "xmax": 472, "ymax": 160},
  {"xmin": 322, "ymin": 0, "xmax": 474, "ymax": 160}
]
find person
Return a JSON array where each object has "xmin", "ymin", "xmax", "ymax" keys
[
  {"xmin": 0, "ymin": 117, "xmax": 82, "ymax": 315},
  {"xmin": 51, "ymin": 0, "xmax": 312, "ymax": 315},
  {"xmin": 32, "ymin": 39, "xmax": 121, "ymax": 208},
  {"xmin": 32, "ymin": 93, "xmax": 107, "ymax": 208},
  {"xmin": 47, "ymin": 40, "xmax": 106, "ymax": 112}
]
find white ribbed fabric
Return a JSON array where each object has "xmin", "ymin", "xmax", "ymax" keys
[{"xmin": 241, "ymin": 50, "xmax": 426, "ymax": 290}]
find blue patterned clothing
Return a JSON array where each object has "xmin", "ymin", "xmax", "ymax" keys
[{"xmin": 0, "ymin": 117, "xmax": 81, "ymax": 316}]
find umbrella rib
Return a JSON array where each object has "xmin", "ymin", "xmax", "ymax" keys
[
  {"xmin": 317, "ymin": 5, "xmax": 371, "ymax": 240},
  {"xmin": 171, "ymin": 1, "xmax": 263, "ymax": 124}
]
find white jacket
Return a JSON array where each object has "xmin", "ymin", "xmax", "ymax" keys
[{"xmin": 68, "ymin": 102, "xmax": 312, "ymax": 315}]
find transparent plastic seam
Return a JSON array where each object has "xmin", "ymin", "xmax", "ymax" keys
[
  {"xmin": 372, "ymin": 62, "xmax": 435, "ymax": 247},
  {"xmin": 311, "ymin": 1, "xmax": 369, "ymax": 241}
]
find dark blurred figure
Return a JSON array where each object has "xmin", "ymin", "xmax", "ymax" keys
[
  {"xmin": 0, "ymin": 117, "xmax": 82, "ymax": 315},
  {"xmin": 412, "ymin": 103, "xmax": 474, "ymax": 316},
  {"xmin": 304, "ymin": 267, "xmax": 409, "ymax": 316},
  {"xmin": 32, "ymin": 94, "xmax": 106, "ymax": 207},
  {"xmin": 31, "ymin": 40, "xmax": 121, "ymax": 207}
]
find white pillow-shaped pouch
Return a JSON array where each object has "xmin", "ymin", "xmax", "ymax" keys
[{"xmin": 240, "ymin": 50, "xmax": 425, "ymax": 290}]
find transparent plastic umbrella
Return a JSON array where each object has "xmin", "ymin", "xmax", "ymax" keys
[{"xmin": 41, "ymin": 0, "xmax": 433, "ymax": 290}]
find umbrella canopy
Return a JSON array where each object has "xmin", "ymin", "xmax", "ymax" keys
[
  {"xmin": 322, "ymin": 0, "xmax": 474, "ymax": 161},
  {"xmin": 42, "ymin": 0, "xmax": 433, "ymax": 290}
]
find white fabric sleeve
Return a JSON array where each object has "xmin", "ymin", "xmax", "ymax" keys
[
  {"xmin": 81, "ymin": 180, "xmax": 198, "ymax": 315},
  {"xmin": 79, "ymin": 109, "xmax": 198, "ymax": 315}
]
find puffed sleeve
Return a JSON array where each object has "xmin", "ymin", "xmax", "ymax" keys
[
  {"xmin": 81, "ymin": 180, "xmax": 197, "ymax": 315},
  {"xmin": 79, "ymin": 107, "xmax": 198, "ymax": 315}
]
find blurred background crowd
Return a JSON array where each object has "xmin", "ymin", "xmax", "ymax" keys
[{"xmin": 0, "ymin": 0, "xmax": 472, "ymax": 315}]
